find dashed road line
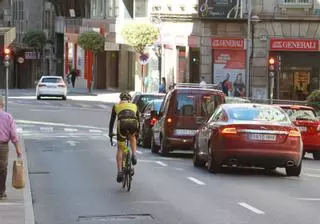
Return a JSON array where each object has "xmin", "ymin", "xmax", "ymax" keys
[
  {"xmin": 40, "ymin": 127, "xmax": 54, "ymax": 132},
  {"xmin": 89, "ymin": 129, "xmax": 103, "ymax": 133},
  {"xmin": 64, "ymin": 128, "xmax": 78, "ymax": 132},
  {"xmin": 155, "ymin": 161, "xmax": 168, "ymax": 167},
  {"xmin": 173, "ymin": 168, "xmax": 184, "ymax": 171},
  {"xmin": 17, "ymin": 128, "xmax": 23, "ymax": 133},
  {"xmin": 304, "ymin": 173, "xmax": 320, "ymax": 178},
  {"xmin": 136, "ymin": 150, "xmax": 143, "ymax": 155},
  {"xmin": 238, "ymin": 202, "xmax": 265, "ymax": 215},
  {"xmin": 296, "ymin": 198, "xmax": 320, "ymax": 201},
  {"xmin": 187, "ymin": 177, "xmax": 206, "ymax": 186}
]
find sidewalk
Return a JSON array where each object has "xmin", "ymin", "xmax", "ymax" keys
[{"xmin": 0, "ymin": 139, "xmax": 35, "ymax": 224}]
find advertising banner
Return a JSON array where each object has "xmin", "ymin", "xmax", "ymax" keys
[
  {"xmin": 270, "ymin": 39, "xmax": 319, "ymax": 51},
  {"xmin": 198, "ymin": 0, "xmax": 241, "ymax": 19},
  {"xmin": 213, "ymin": 49, "xmax": 246, "ymax": 96}
]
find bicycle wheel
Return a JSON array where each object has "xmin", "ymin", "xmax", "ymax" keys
[{"xmin": 126, "ymin": 153, "xmax": 132, "ymax": 192}]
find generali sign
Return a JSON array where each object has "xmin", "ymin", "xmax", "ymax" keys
[
  {"xmin": 270, "ymin": 39, "xmax": 319, "ymax": 51},
  {"xmin": 212, "ymin": 38, "xmax": 245, "ymax": 50}
]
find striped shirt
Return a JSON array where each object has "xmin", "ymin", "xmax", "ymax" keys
[{"xmin": 0, "ymin": 110, "xmax": 19, "ymax": 143}]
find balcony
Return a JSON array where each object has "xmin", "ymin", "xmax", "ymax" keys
[{"xmin": 278, "ymin": 0, "xmax": 313, "ymax": 9}]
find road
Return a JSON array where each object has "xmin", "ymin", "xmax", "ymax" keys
[{"xmin": 7, "ymin": 90, "xmax": 320, "ymax": 224}]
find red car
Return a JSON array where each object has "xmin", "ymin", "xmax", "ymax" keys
[
  {"xmin": 278, "ymin": 105, "xmax": 320, "ymax": 160},
  {"xmin": 193, "ymin": 104, "xmax": 303, "ymax": 176}
]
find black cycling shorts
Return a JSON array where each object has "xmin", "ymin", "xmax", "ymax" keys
[{"xmin": 117, "ymin": 119, "xmax": 139, "ymax": 142}]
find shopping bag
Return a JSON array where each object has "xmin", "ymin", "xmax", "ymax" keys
[{"xmin": 12, "ymin": 160, "xmax": 25, "ymax": 189}]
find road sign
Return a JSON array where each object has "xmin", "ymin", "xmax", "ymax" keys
[
  {"xmin": 139, "ymin": 54, "xmax": 149, "ymax": 65},
  {"xmin": 17, "ymin": 57, "xmax": 24, "ymax": 64}
]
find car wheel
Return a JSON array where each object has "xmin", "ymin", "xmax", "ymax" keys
[
  {"xmin": 193, "ymin": 139, "xmax": 206, "ymax": 168},
  {"xmin": 207, "ymin": 142, "xmax": 221, "ymax": 173},
  {"xmin": 313, "ymin": 152, "xmax": 320, "ymax": 160},
  {"xmin": 285, "ymin": 162, "xmax": 302, "ymax": 177},
  {"xmin": 151, "ymin": 134, "xmax": 159, "ymax": 154},
  {"xmin": 37, "ymin": 95, "xmax": 41, "ymax": 100},
  {"xmin": 159, "ymin": 136, "xmax": 169, "ymax": 157}
]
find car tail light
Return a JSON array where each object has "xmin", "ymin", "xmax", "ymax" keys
[
  {"xmin": 221, "ymin": 127, "xmax": 237, "ymax": 134},
  {"xmin": 288, "ymin": 130, "xmax": 301, "ymax": 137},
  {"xmin": 150, "ymin": 118, "xmax": 157, "ymax": 126},
  {"xmin": 167, "ymin": 118, "xmax": 172, "ymax": 123},
  {"xmin": 317, "ymin": 125, "xmax": 320, "ymax": 132},
  {"xmin": 38, "ymin": 84, "xmax": 46, "ymax": 87}
]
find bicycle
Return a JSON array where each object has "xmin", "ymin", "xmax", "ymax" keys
[{"xmin": 110, "ymin": 134, "xmax": 134, "ymax": 192}]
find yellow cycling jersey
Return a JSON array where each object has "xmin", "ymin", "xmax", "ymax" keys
[{"xmin": 114, "ymin": 102, "xmax": 138, "ymax": 115}]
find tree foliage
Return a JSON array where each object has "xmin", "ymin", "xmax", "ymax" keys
[
  {"xmin": 78, "ymin": 31, "xmax": 105, "ymax": 53},
  {"xmin": 121, "ymin": 23, "xmax": 159, "ymax": 54},
  {"xmin": 306, "ymin": 90, "xmax": 320, "ymax": 112},
  {"xmin": 22, "ymin": 30, "xmax": 47, "ymax": 50}
]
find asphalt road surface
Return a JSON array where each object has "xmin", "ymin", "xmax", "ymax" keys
[{"xmin": 8, "ymin": 91, "xmax": 320, "ymax": 224}]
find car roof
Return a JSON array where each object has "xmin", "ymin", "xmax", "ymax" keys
[
  {"xmin": 276, "ymin": 104, "xmax": 314, "ymax": 110},
  {"xmin": 134, "ymin": 92, "xmax": 165, "ymax": 96},
  {"xmin": 41, "ymin": 76, "xmax": 62, "ymax": 79},
  {"xmin": 221, "ymin": 103, "xmax": 278, "ymax": 110},
  {"xmin": 171, "ymin": 87, "xmax": 223, "ymax": 94}
]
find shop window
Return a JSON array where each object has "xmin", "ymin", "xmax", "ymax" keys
[{"xmin": 134, "ymin": 0, "xmax": 148, "ymax": 17}]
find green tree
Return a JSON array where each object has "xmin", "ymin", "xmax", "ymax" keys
[
  {"xmin": 78, "ymin": 31, "xmax": 105, "ymax": 92},
  {"xmin": 121, "ymin": 23, "xmax": 159, "ymax": 92},
  {"xmin": 23, "ymin": 30, "xmax": 47, "ymax": 50}
]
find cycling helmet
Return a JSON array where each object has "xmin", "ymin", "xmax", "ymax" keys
[{"xmin": 119, "ymin": 91, "xmax": 132, "ymax": 101}]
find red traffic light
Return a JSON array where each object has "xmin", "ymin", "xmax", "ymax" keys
[
  {"xmin": 268, "ymin": 57, "xmax": 275, "ymax": 65},
  {"xmin": 4, "ymin": 48, "xmax": 10, "ymax": 55}
]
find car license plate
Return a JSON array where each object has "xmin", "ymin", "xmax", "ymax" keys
[
  {"xmin": 297, "ymin": 126, "xmax": 307, "ymax": 132},
  {"xmin": 47, "ymin": 86, "xmax": 56, "ymax": 88},
  {"xmin": 175, "ymin": 129, "xmax": 196, "ymax": 136},
  {"xmin": 249, "ymin": 134, "xmax": 276, "ymax": 141}
]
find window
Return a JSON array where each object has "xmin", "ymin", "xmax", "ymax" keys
[
  {"xmin": 137, "ymin": 95, "xmax": 164, "ymax": 112},
  {"xmin": 207, "ymin": 106, "xmax": 222, "ymax": 123},
  {"xmin": 41, "ymin": 78, "xmax": 63, "ymax": 83},
  {"xmin": 91, "ymin": 0, "xmax": 105, "ymax": 18},
  {"xmin": 200, "ymin": 94, "xmax": 221, "ymax": 117},
  {"xmin": 283, "ymin": 109, "xmax": 317, "ymax": 121},
  {"xmin": 175, "ymin": 94, "xmax": 196, "ymax": 116},
  {"xmin": 228, "ymin": 106, "xmax": 289, "ymax": 123},
  {"xmin": 134, "ymin": 0, "xmax": 147, "ymax": 17}
]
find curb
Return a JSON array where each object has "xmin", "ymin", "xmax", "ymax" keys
[{"xmin": 20, "ymin": 137, "xmax": 35, "ymax": 224}]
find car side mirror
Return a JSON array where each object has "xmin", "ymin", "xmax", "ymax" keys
[{"xmin": 150, "ymin": 110, "xmax": 158, "ymax": 118}]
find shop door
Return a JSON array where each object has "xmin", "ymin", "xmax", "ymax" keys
[
  {"xmin": 279, "ymin": 71, "xmax": 311, "ymax": 100},
  {"xmin": 189, "ymin": 48, "xmax": 200, "ymax": 83},
  {"xmin": 177, "ymin": 48, "xmax": 186, "ymax": 83}
]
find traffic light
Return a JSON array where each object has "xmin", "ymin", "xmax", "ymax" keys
[
  {"xmin": 3, "ymin": 48, "xmax": 11, "ymax": 67},
  {"xmin": 268, "ymin": 57, "xmax": 275, "ymax": 72}
]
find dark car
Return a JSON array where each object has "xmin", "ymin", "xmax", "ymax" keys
[
  {"xmin": 138, "ymin": 99, "xmax": 164, "ymax": 148},
  {"xmin": 193, "ymin": 104, "xmax": 303, "ymax": 176},
  {"xmin": 151, "ymin": 83, "xmax": 226, "ymax": 155},
  {"xmin": 132, "ymin": 93, "xmax": 165, "ymax": 113},
  {"xmin": 278, "ymin": 105, "xmax": 320, "ymax": 160}
]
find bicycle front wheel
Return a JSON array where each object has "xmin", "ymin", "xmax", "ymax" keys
[{"xmin": 126, "ymin": 172, "xmax": 131, "ymax": 192}]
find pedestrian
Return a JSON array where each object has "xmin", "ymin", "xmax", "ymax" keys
[
  {"xmin": 67, "ymin": 69, "xmax": 77, "ymax": 88},
  {"xmin": 159, "ymin": 77, "xmax": 166, "ymax": 93},
  {"xmin": 0, "ymin": 96, "xmax": 22, "ymax": 200},
  {"xmin": 233, "ymin": 73, "xmax": 245, "ymax": 97},
  {"xmin": 221, "ymin": 73, "xmax": 233, "ymax": 96},
  {"xmin": 200, "ymin": 76, "xmax": 206, "ymax": 87}
]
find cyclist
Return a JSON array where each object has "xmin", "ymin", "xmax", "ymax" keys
[{"xmin": 109, "ymin": 91, "xmax": 139, "ymax": 183}]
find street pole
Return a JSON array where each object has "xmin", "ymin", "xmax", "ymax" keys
[
  {"xmin": 245, "ymin": 0, "xmax": 252, "ymax": 98},
  {"xmin": 5, "ymin": 66, "xmax": 9, "ymax": 112}
]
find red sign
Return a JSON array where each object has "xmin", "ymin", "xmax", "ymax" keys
[
  {"xmin": 270, "ymin": 39, "xmax": 319, "ymax": 51},
  {"xmin": 212, "ymin": 38, "xmax": 245, "ymax": 50},
  {"xmin": 213, "ymin": 50, "xmax": 246, "ymax": 69}
]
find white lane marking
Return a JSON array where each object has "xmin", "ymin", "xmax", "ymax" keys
[
  {"xmin": 296, "ymin": 198, "xmax": 320, "ymax": 201},
  {"xmin": 304, "ymin": 168, "xmax": 320, "ymax": 172},
  {"xmin": 155, "ymin": 161, "xmax": 168, "ymax": 167},
  {"xmin": 304, "ymin": 173, "xmax": 320, "ymax": 178},
  {"xmin": 40, "ymin": 127, "xmax": 53, "ymax": 132},
  {"xmin": 284, "ymin": 177, "xmax": 300, "ymax": 180},
  {"xmin": 238, "ymin": 202, "xmax": 265, "ymax": 215},
  {"xmin": 64, "ymin": 128, "xmax": 78, "ymax": 132},
  {"xmin": 17, "ymin": 128, "xmax": 23, "ymax": 133},
  {"xmin": 0, "ymin": 202, "xmax": 23, "ymax": 206},
  {"xmin": 136, "ymin": 150, "xmax": 143, "ymax": 155},
  {"xmin": 16, "ymin": 120, "xmax": 106, "ymax": 130},
  {"xmin": 187, "ymin": 177, "xmax": 206, "ymax": 186},
  {"xmin": 174, "ymin": 168, "xmax": 184, "ymax": 171},
  {"xmin": 89, "ymin": 129, "xmax": 103, "ymax": 133},
  {"xmin": 66, "ymin": 140, "xmax": 77, "ymax": 146},
  {"xmin": 29, "ymin": 109, "xmax": 59, "ymax": 112},
  {"xmin": 98, "ymin": 104, "xmax": 110, "ymax": 109}
]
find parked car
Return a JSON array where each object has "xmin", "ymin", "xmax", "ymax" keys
[
  {"xmin": 36, "ymin": 76, "xmax": 67, "ymax": 100},
  {"xmin": 132, "ymin": 93, "xmax": 165, "ymax": 113},
  {"xmin": 278, "ymin": 105, "xmax": 320, "ymax": 160},
  {"xmin": 138, "ymin": 99, "xmax": 164, "ymax": 148},
  {"xmin": 151, "ymin": 83, "xmax": 225, "ymax": 155},
  {"xmin": 225, "ymin": 97, "xmax": 251, "ymax": 104},
  {"xmin": 193, "ymin": 104, "xmax": 303, "ymax": 176}
]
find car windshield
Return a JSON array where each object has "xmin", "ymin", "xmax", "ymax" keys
[
  {"xmin": 228, "ymin": 106, "xmax": 289, "ymax": 123},
  {"xmin": 282, "ymin": 108, "xmax": 317, "ymax": 121},
  {"xmin": 153, "ymin": 100, "xmax": 163, "ymax": 112},
  {"xmin": 137, "ymin": 95, "xmax": 164, "ymax": 111},
  {"xmin": 175, "ymin": 94, "xmax": 196, "ymax": 116},
  {"xmin": 41, "ymin": 78, "xmax": 63, "ymax": 83}
]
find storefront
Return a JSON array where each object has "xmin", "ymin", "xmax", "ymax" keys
[
  {"xmin": 212, "ymin": 38, "xmax": 246, "ymax": 96},
  {"xmin": 269, "ymin": 38, "xmax": 320, "ymax": 101}
]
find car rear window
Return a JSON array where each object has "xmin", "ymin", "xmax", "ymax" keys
[
  {"xmin": 282, "ymin": 108, "xmax": 317, "ymax": 121},
  {"xmin": 175, "ymin": 94, "xmax": 196, "ymax": 116},
  {"xmin": 41, "ymin": 78, "xmax": 63, "ymax": 83},
  {"xmin": 228, "ymin": 106, "xmax": 289, "ymax": 123},
  {"xmin": 200, "ymin": 94, "xmax": 222, "ymax": 117},
  {"xmin": 153, "ymin": 101, "xmax": 162, "ymax": 112},
  {"xmin": 137, "ymin": 95, "xmax": 164, "ymax": 111}
]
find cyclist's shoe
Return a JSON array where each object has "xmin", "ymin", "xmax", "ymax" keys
[
  {"xmin": 116, "ymin": 171, "xmax": 124, "ymax": 183},
  {"xmin": 132, "ymin": 154, "xmax": 137, "ymax": 166},
  {"xmin": 131, "ymin": 168, "xmax": 135, "ymax": 176}
]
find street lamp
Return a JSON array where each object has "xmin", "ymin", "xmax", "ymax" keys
[{"xmin": 245, "ymin": 1, "xmax": 260, "ymax": 97}]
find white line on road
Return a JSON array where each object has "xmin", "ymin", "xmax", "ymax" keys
[
  {"xmin": 136, "ymin": 150, "xmax": 143, "ymax": 155},
  {"xmin": 17, "ymin": 128, "xmax": 23, "ymax": 133},
  {"xmin": 40, "ymin": 127, "xmax": 54, "ymax": 132},
  {"xmin": 304, "ymin": 173, "xmax": 320, "ymax": 178},
  {"xmin": 296, "ymin": 198, "xmax": 320, "ymax": 201},
  {"xmin": 66, "ymin": 141, "xmax": 77, "ymax": 147},
  {"xmin": 98, "ymin": 104, "xmax": 110, "ymax": 109},
  {"xmin": 64, "ymin": 128, "xmax": 78, "ymax": 132},
  {"xmin": 238, "ymin": 202, "xmax": 265, "ymax": 215},
  {"xmin": 155, "ymin": 161, "xmax": 168, "ymax": 167},
  {"xmin": 174, "ymin": 168, "xmax": 184, "ymax": 171},
  {"xmin": 187, "ymin": 177, "xmax": 206, "ymax": 186},
  {"xmin": 16, "ymin": 120, "xmax": 106, "ymax": 130},
  {"xmin": 89, "ymin": 129, "xmax": 103, "ymax": 133}
]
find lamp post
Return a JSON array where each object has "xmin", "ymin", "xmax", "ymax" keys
[
  {"xmin": 245, "ymin": 0, "xmax": 260, "ymax": 97},
  {"xmin": 3, "ymin": 48, "xmax": 11, "ymax": 112}
]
